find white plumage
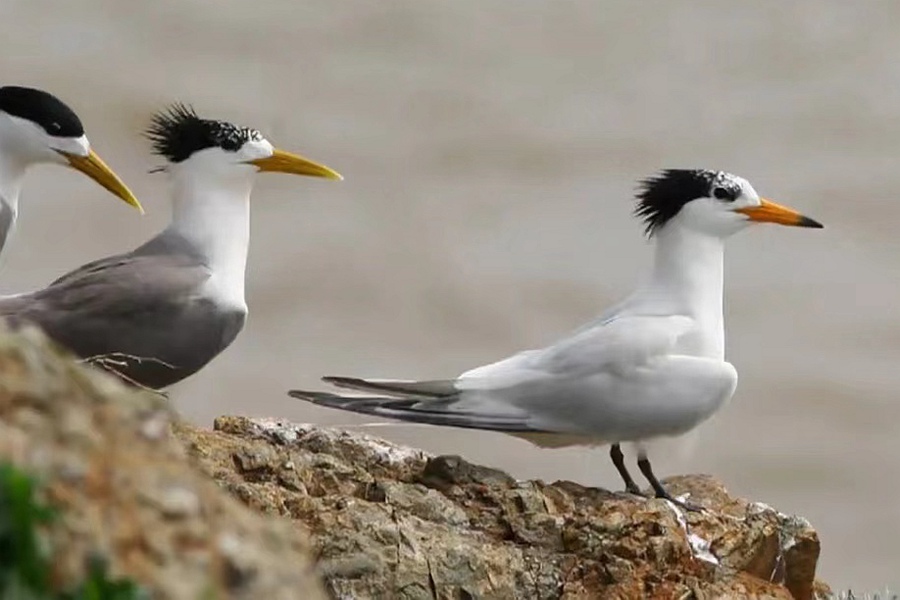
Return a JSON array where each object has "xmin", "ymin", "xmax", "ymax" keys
[{"xmin": 289, "ymin": 169, "xmax": 822, "ymax": 505}]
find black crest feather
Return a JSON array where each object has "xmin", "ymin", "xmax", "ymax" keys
[
  {"xmin": 144, "ymin": 103, "xmax": 263, "ymax": 163},
  {"xmin": 635, "ymin": 169, "xmax": 740, "ymax": 235},
  {"xmin": 0, "ymin": 86, "xmax": 84, "ymax": 137}
]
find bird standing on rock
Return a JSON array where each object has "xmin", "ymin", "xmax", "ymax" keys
[{"xmin": 289, "ymin": 169, "xmax": 823, "ymax": 508}]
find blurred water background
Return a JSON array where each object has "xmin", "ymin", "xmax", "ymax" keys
[{"xmin": 2, "ymin": 0, "xmax": 899, "ymax": 590}]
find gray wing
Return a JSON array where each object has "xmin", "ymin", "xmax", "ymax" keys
[
  {"xmin": 289, "ymin": 376, "xmax": 540, "ymax": 432},
  {"xmin": 0, "ymin": 250, "xmax": 208, "ymax": 319},
  {"xmin": 289, "ymin": 315, "xmax": 697, "ymax": 435},
  {"xmin": 288, "ymin": 386, "xmax": 539, "ymax": 432},
  {"xmin": 0, "ymin": 249, "xmax": 243, "ymax": 388},
  {"xmin": 323, "ymin": 376, "xmax": 458, "ymax": 398}
]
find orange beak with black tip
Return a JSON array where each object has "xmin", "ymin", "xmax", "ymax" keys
[{"xmin": 736, "ymin": 199, "xmax": 823, "ymax": 228}]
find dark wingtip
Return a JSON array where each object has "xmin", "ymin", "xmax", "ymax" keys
[
  {"xmin": 798, "ymin": 216, "xmax": 824, "ymax": 229},
  {"xmin": 288, "ymin": 389, "xmax": 341, "ymax": 407}
]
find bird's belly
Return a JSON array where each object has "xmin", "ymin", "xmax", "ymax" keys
[{"xmin": 528, "ymin": 356, "xmax": 737, "ymax": 443}]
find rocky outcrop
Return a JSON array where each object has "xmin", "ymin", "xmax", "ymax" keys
[
  {"xmin": 181, "ymin": 417, "xmax": 830, "ymax": 600},
  {"xmin": 0, "ymin": 326, "xmax": 326, "ymax": 600},
  {"xmin": 0, "ymin": 325, "xmax": 831, "ymax": 599}
]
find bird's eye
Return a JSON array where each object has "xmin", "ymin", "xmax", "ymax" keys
[
  {"xmin": 50, "ymin": 122, "xmax": 61, "ymax": 132},
  {"xmin": 713, "ymin": 187, "xmax": 735, "ymax": 201}
]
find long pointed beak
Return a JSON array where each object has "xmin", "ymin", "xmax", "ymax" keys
[
  {"xmin": 63, "ymin": 150, "xmax": 144, "ymax": 213},
  {"xmin": 250, "ymin": 148, "xmax": 343, "ymax": 180},
  {"xmin": 736, "ymin": 198, "xmax": 823, "ymax": 228}
]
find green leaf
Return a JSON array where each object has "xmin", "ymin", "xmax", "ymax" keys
[
  {"xmin": 0, "ymin": 463, "xmax": 147, "ymax": 600},
  {"xmin": 0, "ymin": 463, "xmax": 53, "ymax": 596}
]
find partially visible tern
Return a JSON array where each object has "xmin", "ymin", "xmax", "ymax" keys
[
  {"xmin": 0, "ymin": 85, "xmax": 142, "ymax": 257},
  {"xmin": 289, "ymin": 169, "xmax": 823, "ymax": 507},
  {"xmin": 0, "ymin": 103, "xmax": 341, "ymax": 389}
]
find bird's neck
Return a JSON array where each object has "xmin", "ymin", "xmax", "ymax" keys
[
  {"xmin": 0, "ymin": 149, "xmax": 27, "ymax": 255},
  {"xmin": 636, "ymin": 225, "xmax": 726, "ymax": 357},
  {"xmin": 166, "ymin": 173, "xmax": 252, "ymax": 308}
]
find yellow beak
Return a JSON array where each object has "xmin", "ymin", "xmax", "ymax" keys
[
  {"xmin": 64, "ymin": 149, "xmax": 144, "ymax": 213},
  {"xmin": 736, "ymin": 198, "xmax": 823, "ymax": 228},
  {"xmin": 250, "ymin": 148, "xmax": 343, "ymax": 180}
]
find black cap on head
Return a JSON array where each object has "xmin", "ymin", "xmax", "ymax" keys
[
  {"xmin": 635, "ymin": 169, "xmax": 741, "ymax": 235},
  {"xmin": 0, "ymin": 86, "xmax": 84, "ymax": 138},
  {"xmin": 144, "ymin": 103, "xmax": 263, "ymax": 163}
]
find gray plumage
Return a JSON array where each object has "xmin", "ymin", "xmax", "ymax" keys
[
  {"xmin": 313, "ymin": 375, "xmax": 535, "ymax": 431},
  {"xmin": 0, "ymin": 230, "xmax": 246, "ymax": 389},
  {"xmin": 0, "ymin": 101, "xmax": 342, "ymax": 390}
]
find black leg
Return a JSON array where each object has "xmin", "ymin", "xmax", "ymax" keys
[
  {"xmin": 609, "ymin": 444, "xmax": 642, "ymax": 494},
  {"xmin": 637, "ymin": 456, "xmax": 702, "ymax": 512}
]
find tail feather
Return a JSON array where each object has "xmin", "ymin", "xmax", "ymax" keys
[
  {"xmin": 322, "ymin": 376, "xmax": 457, "ymax": 399},
  {"xmin": 287, "ymin": 388, "xmax": 539, "ymax": 433}
]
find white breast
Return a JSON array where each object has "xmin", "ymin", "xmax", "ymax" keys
[{"xmin": 196, "ymin": 270, "xmax": 248, "ymax": 313}]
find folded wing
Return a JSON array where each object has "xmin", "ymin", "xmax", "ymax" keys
[{"xmin": 289, "ymin": 314, "xmax": 698, "ymax": 437}]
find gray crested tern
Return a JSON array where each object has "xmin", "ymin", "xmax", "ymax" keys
[{"xmin": 0, "ymin": 103, "xmax": 340, "ymax": 389}]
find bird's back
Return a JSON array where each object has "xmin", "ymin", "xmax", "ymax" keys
[{"xmin": 0, "ymin": 230, "xmax": 247, "ymax": 388}]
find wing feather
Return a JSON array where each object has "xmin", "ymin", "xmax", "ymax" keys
[
  {"xmin": 291, "ymin": 314, "xmax": 699, "ymax": 439},
  {"xmin": 288, "ymin": 389, "xmax": 538, "ymax": 432}
]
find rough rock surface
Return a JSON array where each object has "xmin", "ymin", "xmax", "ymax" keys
[
  {"xmin": 0, "ymin": 327, "xmax": 326, "ymax": 600},
  {"xmin": 180, "ymin": 416, "xmax": 833, "ymax": 600},
  {"xmin": 0, "ymin": 325, "xmax": 833, "ymax": 600}
]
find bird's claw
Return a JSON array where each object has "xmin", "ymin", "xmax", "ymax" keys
[
  {"xmin": 657, "ymin": 492, "xmax": 704, "ymax": 513},
  {"xmin": 623, "ymin": 483, "xmax": 643, "ymax": 495}
]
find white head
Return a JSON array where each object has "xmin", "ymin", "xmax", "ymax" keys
[
  {"xmin": 0, "ymin": 85, "xmax": 142, "ymax": 210},
  {"xmin": 635, "ymin": 169, "xmax": 823, "ymax": 238},
  {"xmin": 145, "ymin": 104, "xmax": 342, "ymax": 190},
  {"xmin": 142, "ymin": 104, "xmax": 343, "ymax": 310}
]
